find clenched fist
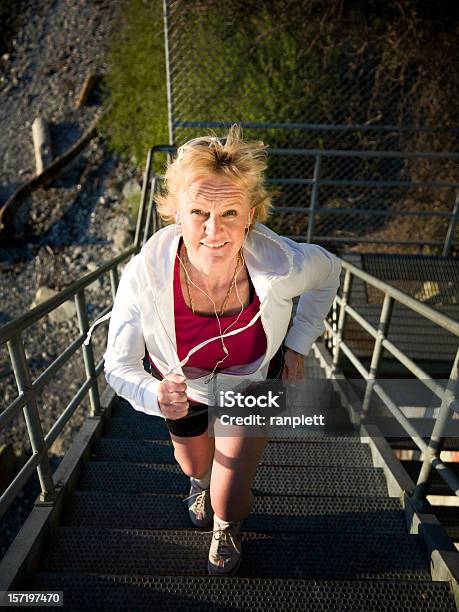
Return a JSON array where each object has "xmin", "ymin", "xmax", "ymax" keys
[{"xmin": 158, "ymin": 373, "xmax": 189, "ymax": 419}]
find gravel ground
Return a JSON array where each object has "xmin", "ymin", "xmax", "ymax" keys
[{"xmin": 0, "ymin": 0, "xmax": 143, "ymax": 564}]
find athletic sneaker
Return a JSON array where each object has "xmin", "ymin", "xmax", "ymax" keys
[
  {"xmin": 182, "ymin": 480, "xmax": 213, "ymax": 528},
  {"xmin": 207, "ymin": 514, "xmax": 242, "ymax": 575}
]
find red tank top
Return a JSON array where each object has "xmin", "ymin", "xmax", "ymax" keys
[{"xmin": 173, "ymin": 252, "xmax": 267, "ymax": 370}]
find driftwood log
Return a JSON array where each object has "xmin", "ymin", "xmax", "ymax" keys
[
  {"xmin": 32, "ymin": 116, "xmax": 53, "ymax": 174},
  {"xmin": 75, "ymin": 72, "xmax": 98, "ymax": 108},
  {"xmin": 0, "ymin": 111, "xmax": 104, "ymax": 234}
]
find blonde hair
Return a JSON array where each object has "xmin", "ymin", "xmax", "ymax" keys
[{"xmin": 155, "ymin": 125, "xmax": 272, "ymax": 227}]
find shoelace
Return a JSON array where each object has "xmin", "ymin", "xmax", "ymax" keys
[
  {"xmin": 182, "ymin": 489, "xmax": 207, "ymax": 516},
  {"xmin": 212, "ymin": 527, "xmax": 242, "ymax": 557}
]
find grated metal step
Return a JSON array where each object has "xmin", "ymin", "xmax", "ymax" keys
[
  {"xmin": 28, "ymin": 574, "xmax": 457, "ymax": 611},
  {"xmin": 40, "ymin": 527, "xmax": 429, "ymax": 580},
  {"xmin": 91, "ymin": 438, "xmax": 374, "ymax": 467},
  {"xmin": 65, "ymin": 491, "xmax": 407, "ymax": 534},
  {"xmin": 78, "ymin": 462, "xmax": 390, "ymax": 497},
  {"xmin": 105, "ymin": 417, "xmax": 362, "ymax": 443}
]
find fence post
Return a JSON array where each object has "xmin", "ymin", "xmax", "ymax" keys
[
  {"xmin": 7, "ymin": 335, "xmax": 56, "ymax": 503},
  {"xmin": 307, "ymin": 154, "xmax": 321, "ymax": 243},
  {"xmin": 163, "ymin": 0, "xmax": 175, "ymax": 145},
  {"xmin": 75, "ymin": 290, "xmax": 101, "ymax": 417},
  {"xmin": 362, "ymin": 293, "xmax": 394, "ymax": 415},
  {"xmin": 443, "ymin": 191, "xmax": 459, "ymax": 256},
  {"xmin": 412, "ymin": 347, "xmax": 459, "ymax": 508},
  {"xmin": 332, "ymin": 268, "xmax": 352, "ymax": 371}
]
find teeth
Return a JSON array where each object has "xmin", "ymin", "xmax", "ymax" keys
[{"xmin": 202, "ymin": 242, "xmax": 225, "ymax": 248}]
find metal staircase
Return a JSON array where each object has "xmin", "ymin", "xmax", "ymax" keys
[
  {"xmin": 1, "ymin": 143, "xmax": 458, "ymax": 609},
  {"xmin": 23, "ymin": 355, "xmax": 457, "ymax": 610}
]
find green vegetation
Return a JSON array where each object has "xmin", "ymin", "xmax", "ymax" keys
[
  {"xmin": 99, "ymin": 0, "xmax": 458, "ymax": 254},
  {"xmin": 99, "ymin": 0, "xmax": 168, "ymax": 168}
]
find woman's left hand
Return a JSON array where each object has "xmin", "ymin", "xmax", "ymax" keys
[{"xmin": 282, "ymin": 348, "xmax": 305, "ymax": 382}]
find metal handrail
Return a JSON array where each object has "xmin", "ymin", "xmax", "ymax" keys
[
  {"xmin": 1, "ymin": 141, "xmax": 457, "ymax": 523},
  {"xmin": 0, "ymin": 151, "xmax": 154, "ymax": 520},
  {"xmin": 326, "ymin": 260, "xmax": 459, "ymax": 507},
  {"xmin": 175, "ymin": 120, "xmax": 459, "ymax": 134},
  {"xmin": 149, "ymin": 144, "xmax": 459, "ymax": 255}
]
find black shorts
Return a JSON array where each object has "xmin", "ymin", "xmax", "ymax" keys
[
  {"xmin": 166, "ymin": 401, "xmax": 212, "ymax": 438},
  {"xmin": 152, "ymin": 347, "xmax": 285, "ymax": 439}
]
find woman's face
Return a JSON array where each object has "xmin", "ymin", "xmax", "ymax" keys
[{"xmin": 177, "ymin": 175, "xmax": 253, "ymax": 271}]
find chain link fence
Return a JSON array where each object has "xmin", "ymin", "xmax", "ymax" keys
[{"xmin": 162, "ymin": 0, "xmax": 459, "ymax": 254}]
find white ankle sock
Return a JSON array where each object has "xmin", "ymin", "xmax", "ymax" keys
[
  {"xmin": 190, "ymin": 465, "xmax": 212, "ymax": 490},
  {"xmin": 214, "ymin": 513, "xmax": 240, "ymax": 529}
]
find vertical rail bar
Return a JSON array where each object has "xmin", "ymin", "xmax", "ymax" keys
[
  {"xmin": 163, "ymin": 0, "xmax": 175, "ymax": 145},
  {"xmin": 109, "ymin": 267, "xmax": 119, "ymax": 301},
  {"xmin": 307, "ymin": 154, "xmax": 321, "ymax": 243},
  {"xmin": 332, "ymin": 268, "xmax": 352, "ymax": 370},
  {"xmin": 134, "ymin": 148, "xmax": 153, "ymax": 248},
  {"xmin": 7, "ymin": 335, "xmax": 56, "ymax": 502},
  {"xmin": 412, "ymin": 347, "xmax": 459, "ymax": 507},
  {"xmin": 443, "ymin": 191, "xmax": 459, "ymax": 256},
  {"xmin": 143, "ymin": 176, "xmax": 158, "ymax": 246},
  {"xmin": 362, "ymin": 293, "xmax": 394, "ymax": 415},
  {"xmin": 75, "ymin": 291, "xmax": 101, "ymax": 417}
]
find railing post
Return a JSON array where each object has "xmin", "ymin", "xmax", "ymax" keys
[
  {"xmin": 134, "ymin": 148, "xmax": 153, "ymax": 248},
  {"xmin": 332, "ymin": 268, "xmax": 352, "ymax": 371},
  {"xmin": 307, "ymin": 154, "xmax": 321, "ymax": 243},
  {"xmin": 362, "ymin": 293, "xmax": 394, "ymax": 415},
  {"xmin": 7, "ymin": 335, "xmax": 56, "ymax": 503},
  {"xmin": 412, "ymin": 347, "xmax": 459, "ymax": 507},
  {"xmin": 109, "ymin": 267, "xmax": 119, "ymax": 301},
  {"xmin": 443, "ymin": 190, "xmax": 459, "ymax": 256},
  {"xmin": 143, "ymin": 176, "xmax": 158, "ymax": 246},
  {"xmin": 75, "ymin": 290, "xmax": 101, "ymax": 416}
]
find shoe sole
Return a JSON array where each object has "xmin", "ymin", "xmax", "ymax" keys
[{"xmin": 207, "ymin": 554, "xmax": 242, "ymax": 577}]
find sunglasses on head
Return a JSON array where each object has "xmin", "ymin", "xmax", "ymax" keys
[{"xmin": 177, "ymin": 136, "xmax": 228, "ymax": 159}]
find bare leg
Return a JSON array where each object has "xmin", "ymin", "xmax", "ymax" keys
[
  {"xmin": 210, "ymin": 427, "xmax": 268, "ymax": 522},
  {"xmin": 170, "ymin": 427, "xmax": 215, "ymax": 479}
]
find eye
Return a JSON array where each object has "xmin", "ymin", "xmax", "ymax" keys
[
  {"xmin": 223, "ymin": 209, "xmax": 237, "ymax": 217},
  {"xmin": 191, "ymin": 209, "xmax": 207, "ymax": 216}
]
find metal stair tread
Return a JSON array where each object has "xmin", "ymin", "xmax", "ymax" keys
[
  {"xmin": 65, "ymin": 490, "xmax": 406, "ymax": 533},
  {"xmin": 28, "ymin": 573, "xmax": 456, "ymax": 611},
  {"xmin": 40, "ymin": 526, "xmax": 430, "ymax": 580},
  {"xmin": 78, "ymin": 461, "xmax": 390, "ymax": 497},
  {"xmin": 91, "ymin": 437, "xmax": 374, "ymax": 466}
]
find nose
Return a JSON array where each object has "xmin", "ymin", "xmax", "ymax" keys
[{"xmin": 204, "ymin": 213, "xmax": 223, "ymax": 237}]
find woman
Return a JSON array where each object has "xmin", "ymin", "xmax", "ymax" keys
[{"xmin": 102, "ymin": 126, "xmax": 342, "ymax": 576}]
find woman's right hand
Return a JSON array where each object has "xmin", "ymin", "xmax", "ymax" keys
[{"xmin": 158, "ymin": 373, "xmax": 189, "ymax": 419}]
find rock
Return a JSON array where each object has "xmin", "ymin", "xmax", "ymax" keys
[
  {"xmin": 31, "ymin": 286, "xmax": 76, "ymax": 323},
  {"xmin": 113, "ymin": 227, "xmax": 132, "ymax": 252},
  {"xmin": 122, "ymin": 179, "xmax": 140, "ymax": 200}
]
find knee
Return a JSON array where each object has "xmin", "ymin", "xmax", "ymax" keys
[{"xmin": 174, "ymin": 451, "xmax": 211, "ymax": 479}]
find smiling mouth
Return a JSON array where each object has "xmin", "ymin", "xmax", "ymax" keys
[{"xmin": 200, "ymin": 241, "xmax": 228, "ymax": 249}]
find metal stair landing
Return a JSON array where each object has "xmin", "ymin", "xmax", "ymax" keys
[{"xmin": 27, "ymin": 370, "xmax": 457, "ymax": 610}]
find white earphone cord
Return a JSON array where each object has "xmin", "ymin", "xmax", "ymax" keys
[{"xmin": 171, "ymin": 216, "xmax": 252, "ymax": 381}]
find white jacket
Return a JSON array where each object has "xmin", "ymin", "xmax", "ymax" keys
[{"xmin": 102, "ymin": 223, "xmax": 342, "ymax": 418}]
